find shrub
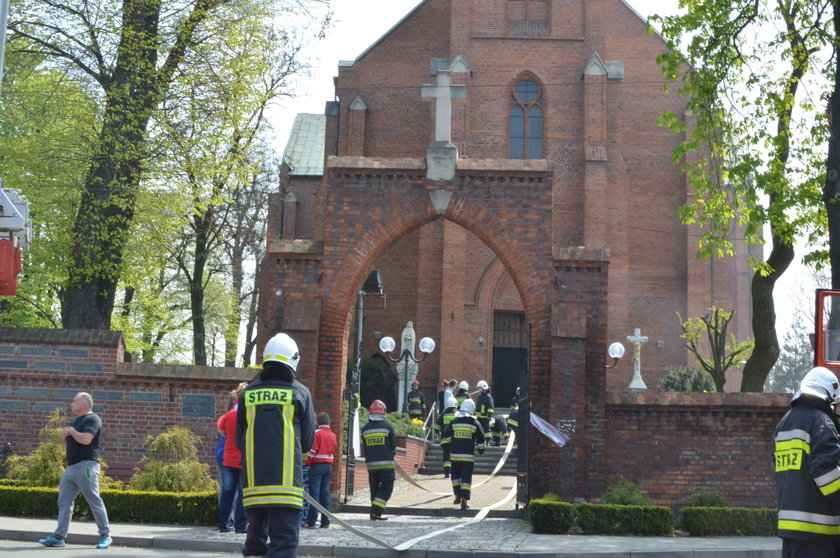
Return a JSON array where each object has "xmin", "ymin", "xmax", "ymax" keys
[
  {"xmin": 659, "ymin": 365, "xmax": 715, "ymax": 392},
  {"xmin": 681, "ymin": 507, "xmax": 776, "ymax": 536},
  {"xmin": 599, "ymin": 476, "xmax": 652, "ymax": 506},
  {"xmin": 541, "ymin": 492, "xmax": 561, "ymax": 502},
  {"xmin": 129, "ymin": 427, "xmax": 216, "ymax": 493},
  {"xmin": 685, "ymin": 487, "xmax": 729, "ymax": 508},
  {"xmin": 0, "ymin": 485, "xmax": 216, "ymax": 525},
  {"xmin": 576, "ymin": 503, "xmax": 673, "ymax": 536},
  {"xmin": 6, "ymin": 409, "xmax": 66, "ymax": 486},
  {"xmin": 529, "ymin": 499, "xmax": 575, "ymax": 534}
]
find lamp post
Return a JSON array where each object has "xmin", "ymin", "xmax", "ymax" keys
[
  {"xmin": 605, "ymin": 342, "xmax": 625, "ymax": 369},
  {"xmin": 379, "ymin": 334, "xmax": 436, "ymax": 413},
  {"xmin": 344, "ymin": 270, "xmax": 383, "ymax": 503}
]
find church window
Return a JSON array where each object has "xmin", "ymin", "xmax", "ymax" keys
[
  {"xmin": 509, "ymin": 80, "xmax": 543, "ymax": 159},
  {"xmin": 507, "ymin": 0, "xmax": 550, "ymax": 37}
]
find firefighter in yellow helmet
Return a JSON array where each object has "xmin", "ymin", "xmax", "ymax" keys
[{"xmin": 236, "ymin": 333, "xmax": 315, "ymax": 558}]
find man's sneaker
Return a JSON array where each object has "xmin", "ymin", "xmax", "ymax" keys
[
  {"xmin": 38, "ymin": 535, "xmax": 65, "ymax": 547},
  {"xmin": 96, "ymin": 535, "xmax": 112, "ymax": 549}
]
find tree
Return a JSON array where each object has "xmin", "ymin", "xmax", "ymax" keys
[
  {"xmin": 8, "ymin": 0, "xmax": 329, "ymax": 330},
  {"xmin": 653, "ymin": 0, "xmax": 831, "ymax": 391},
  {"xmin": 677, "ymin": 308, "xmax": 753, "ymax": 392},
  {"xmin": 765, "ymin": 312, "xmax": 812, "ymax": 393},
  {"xmin": 0, "ymin": 52, "xmax": 97, "ymax": 328}
]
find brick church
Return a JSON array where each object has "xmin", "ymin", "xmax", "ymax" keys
[{"xmin": 259, "ymin": 0, "xmax": 753, "ymax": 499}]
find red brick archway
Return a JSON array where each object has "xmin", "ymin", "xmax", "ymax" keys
[{"xmin": 259, "ymin": 156, "xmax": 610, "ymax": 502}]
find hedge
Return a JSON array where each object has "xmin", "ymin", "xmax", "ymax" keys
[
  {"xmin": 529, "ymin": 500, "xmax": 774, "ymax": 536},
  {"xmin": 575, "ymin": 503, "xmax": 673, "ymax": 536},
  {"xmin": 0, "ymin": 485, "xmax": 216, "ymax": 525},
  {"xmin": 681, "ymin": 507, "xmax": 777, "ymax": 536},
  {"xmin": 529, "ymin": 499, "xmax": 575, "ymax": 534}
]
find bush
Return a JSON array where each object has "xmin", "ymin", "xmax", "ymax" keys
[
  {"xmin": 0, "ymin": 485, "xmax": 216, "ymax": 525},
  {"xmin": 529, "ymin": 499, "xmax": 575, "ymax": 534},
  {"xmin": 576, "ymin": 503, "xmax": 673, "ymax": 535},
  {"xmin": 685, "ymin": 487, "xmax": 729, "ymax": 508},
  {"xmin": 129, "ymin": 427, "xmax": 216, "ymax": 493},
  {"xmin": 681, "ymin": 507, "xmax": 776, "ymax": 536},
  {"xmin": 599, "ymin": 476, "xmax": 652, "ymax": 506},
  {"xmin": 6, "ymin": 409, "xmax": 111, "ymax": 486},
  {"xmin": 659, "ymin": 365, "xmax": 715, "ymax": 392}
]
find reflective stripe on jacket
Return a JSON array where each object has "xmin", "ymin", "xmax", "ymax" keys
[
  {"xmin": 775, "ymin": 398, "xmax": 840, "ymax": 540},
  {"xmin": 442, "ymin": 415, "xmax": 485, "ymax": 462},
  {"xmin": 362, "ymin": 420, "xmax": 396, "ymax": 471},
  {"xmin": 236, "ymin": 378, "xmax": 315, "ymax": 510}
]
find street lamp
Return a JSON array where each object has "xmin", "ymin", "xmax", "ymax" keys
[
  {"xmin": 605, "ymin": 342, "xmax": 625, "ymax": 369},
  {"xmin": 379, "ymin": 334, "xmax": 436, "ymax": 413},
  {"xmin": 345, "ymin": 269, "xmax": 383, "ymax": 503}
]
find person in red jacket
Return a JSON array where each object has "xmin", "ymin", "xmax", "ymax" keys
[
  {"xmin": 217, "ymin": 383, "xmax": 248, "ymax": 533},
  {"xmin": 302, "ymin": 412, "xmax": 336, "ymax": 529}
]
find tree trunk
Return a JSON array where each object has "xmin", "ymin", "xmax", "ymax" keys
[
  {"xmin": 740, "ymin": 232, "xmax": 794, "ymax": 391},
  {"xmin": 190, "ymin": 214, "xmax": 210, "ymax": 366},
  {"xmin": 242, "ymin": 260, "xmax": 260, "ymax": 367},
  {"xmin": 826, "ymin": 2, "xmax": 840, "ymax": 292},
  {"xmin": 224, "ymin": 243, "xmax": 245, "ymax": 367}
]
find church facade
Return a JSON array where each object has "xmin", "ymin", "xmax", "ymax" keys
[{"xmin": 259, "ymin": 0, "xmax": 753, "ymax": 501}]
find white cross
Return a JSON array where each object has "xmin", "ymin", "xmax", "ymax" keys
[
  {"xmin": 421, "ymin": 70, "xmax": 466, "ymax": 143},
  {"xmin": 626, "ymin": 328, "xmax": 648, "ymax": 390}
]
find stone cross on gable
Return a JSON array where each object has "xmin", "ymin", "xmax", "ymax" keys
[
  {"xmin": 421, "ymin": 69, "xmax": 466, "ymax": 143},
  {"xmin": 626, "ymin": 328, "xmax": 648, "ymax": 390}
]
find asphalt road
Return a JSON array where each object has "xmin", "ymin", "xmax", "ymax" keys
[{"xmin": 0, "ymin": 538, "xmax": 330, "ymax": 557}]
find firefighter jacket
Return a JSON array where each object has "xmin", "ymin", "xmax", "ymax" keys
[
  {"xmin": 442, "ymin": 414, "xmax": 486, "ymax": 463},
  {"xmin": 361, "ymin": 418, "xmax": 397, "ymax": 471},
  {"xmin": 476, "ymin": 392, "xmax": 494, "ymax": 420},
  {"xmin": 435, "ymin": 407, "xmax": 457, "ymax": 444},
  {"xmin": 236, "ymin": 376, "xmax": 315, "ymax": 510},
  {"xmin": 407, "ymin": 389, "xmax": 426, "ymax": 418},
  {"xmin": 455, "ymin": 388, "xmax": 470, "ymax": 406},
  {"xmin": 507, "ymin": 407, "xmax": 519, "ymax": 430},
  {"xmin": 775, "ymin": 395, "xmax": 840, "ymax": 540}
]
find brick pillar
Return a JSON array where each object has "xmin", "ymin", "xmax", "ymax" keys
[{"xmin": 583, "ymin": 53, "xmax": 608, "ymax": 250}]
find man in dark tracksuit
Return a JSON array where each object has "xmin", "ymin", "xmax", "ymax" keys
[
  {"xmin": 362, "ymin": 399, "xmax": 397, "ymax": 520},
  {"xmin": 237, "ymin": 333, "xmax": 315, "ymax": 558},
  {"xmin": 775, "ymin": 366, "xmax": 840, "ymax": 558},
  {"xmin": 442, "ymin": 399, "xmax": 485, "ymax": 510},
  {"xmin": 407, "ymin": 380, "xmax": 426, "ymax": 420},
  {"xmin": 435, "ymin": 397, "xmax": 458, "ymax": 478},
  {"xmin": 475, "ymin": 380, "xmax": 494, "ymax": 438}
]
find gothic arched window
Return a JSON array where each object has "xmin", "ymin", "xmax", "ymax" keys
[{"xmin": 509, "ymin": 79, "xmax": 543, "ymax": 159}]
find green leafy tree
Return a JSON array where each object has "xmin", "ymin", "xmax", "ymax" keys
[
  {"xmin": 766, "ymin": 307, "xmax": 815, "ymax": 393},
  {"xmin": 653, "ymin": 0, "xmax": 832, "ymax": 391},
  {"xmin": 8, "ymin": 0, "xmax": 329, "ymax": 330},
  {"xmin": 677, "ymin": 308, "xmax": 753, "ymax": 392},
  {"xmin": 0, "ymin": 53, "xmax": 96, "ymax": 327}
]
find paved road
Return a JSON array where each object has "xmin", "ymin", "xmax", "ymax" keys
[{"xmin": 0, "ymin": 538, "xmax": 332, "ymax": 557}]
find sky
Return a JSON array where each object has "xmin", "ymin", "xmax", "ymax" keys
[{"xmin": 267, "ymin": 0, "xmax": 811, "ymax": 337}]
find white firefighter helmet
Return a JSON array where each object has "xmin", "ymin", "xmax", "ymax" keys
[
  {"xmin": 460, "ymin": 399, "xmax": 475, "ymax": 415},
  {"xmin": 262, "ymin": 333, "xmax": 300, "ymax": 371},
  {"xmin": 446, "ymin": 396, "xmax": 458, "ymax": 409},
  {"xmin": 458, "ymin": 380, "xmax": 469, "ymax": 391},
  {"xmin": 477, "ymin": 380, "xmax": 489, "ymax": 391},
  {"xmin": 795, "ymin": 366, "xmax": 840, "ymax": 404},
  {"xmin": 489, "ymin": 417, "xmax": 496, "ymax": 428}
]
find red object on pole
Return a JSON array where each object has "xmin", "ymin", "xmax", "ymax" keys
[{"xmin": 0, "ymin": 238, "xmax": 20, "ymax": 295}]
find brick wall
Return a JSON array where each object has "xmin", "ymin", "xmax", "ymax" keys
[
  {"xmin": 0, "ymin": 328, "xmax": 253, "ymax": 481},
  {"xmin": 602, "ymin": 390, "xmax": 788, "ymax": 509}
]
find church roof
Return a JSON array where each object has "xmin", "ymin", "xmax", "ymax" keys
[{"xmin": 282, "ymin": 113, "xmax": 326, "ymax": 176}]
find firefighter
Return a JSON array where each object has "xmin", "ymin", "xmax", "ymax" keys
[
  {"xmin": 442, "ymin": 399, "xmax": 485, "ymax": 510},
  {"xmin": 236, "ymin": 333, "xmax": 315, "ymax": 558},
  {"xmin": 435, "ymin": 396, "xmax": 458, "ymax": 478},
  {"xmin": 775, "ymin": 366, "xmax": 840, "ymax": 557},
  {"xmin": 475, "ymin": 380, "xmax": 494, "ymax": 436},
  {"xmin": 510, "ymin": 386, "xmax": 520, "ymax": 410},
  {"xmin": 361, "ymin": 400, "xmax": 397, "ymax": 520},
  {"xmin": 407, "ymin": 379, "xmax": 426, "ymax": 420},
  {"xmin": 488, "ymin": 414, "xmax": 508, "ymax": 447},
  {"xmin": 455, "ymin": 380, "xmax": 470, "ymax": 407}
]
